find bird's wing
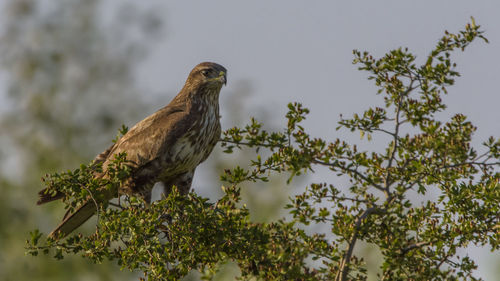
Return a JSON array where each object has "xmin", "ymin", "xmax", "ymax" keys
[
  {"xmin": 104, "ymin": 101, "xmax": 189, "ymax": 169},
  {"xmin": 93, "ymin": 143, "xmax": 115, "ymax": 164},
  {"xmin": 46, "ymin": 103, "xmax": 190, "ymax": 239}
]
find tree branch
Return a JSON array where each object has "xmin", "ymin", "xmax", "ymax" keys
[
  {"xmin": 219, "ymin": 139, "xmax": 285, "ymax": 149},
  {"xmin": 336, "ymin": 207, "xmax": 379, "ymax": 281},
  {"xmin": 373, "ymin": 128, "xmax": 397, "ymax": 137},
  {"xmin": 400, "ymin": 241, "xmax": 431, "ymax": 255},
  {"xmin": 384, "ymin": 81, "xmax": 415, "ymax": 193},
  {"xmin": 329, "ymin": 195, "xmax": 369, "ymax": 204},
  {"xmin": 313, "ymin": 159, "xmax": 386, "ymax": 192}
]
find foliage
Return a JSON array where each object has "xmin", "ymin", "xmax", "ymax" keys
[{"xmin": 28, "ymin": 19, "xmax": 498, "ymax": 280}]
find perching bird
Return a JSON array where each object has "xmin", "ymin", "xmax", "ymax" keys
[{"xmin": 37, "ymin": 62, "xmax": 227, "ymax": 239}]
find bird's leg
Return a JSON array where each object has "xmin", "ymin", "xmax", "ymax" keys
[
  {"xmin": 159, "ymin": 169, "xmax": 195, "ymax": 237},
  {"xmin": 161, "ymin": 169, "xmax": 195, "ymax": 197},
  {"xmin": 142, "ymin": 191, "xmax": 152, "ymax": 205}
]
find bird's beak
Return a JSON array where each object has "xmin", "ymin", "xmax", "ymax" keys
[{"xmin": 219, "ymin": 71, "xmax": 227, "ymax": 85}]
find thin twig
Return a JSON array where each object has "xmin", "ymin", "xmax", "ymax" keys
[
  {"xmin": 313, "ymin": 159, "xmax": 386, "ymax": 192},
  {"xmin": 442, "ymin": 161, "xmax": 500, "ymax": 168},
  {"xmin": 373, "ymin": 128, "xmax": 397, "ymax": 137},
  {"xmin": 218, "ymin": 139, "xmax": 284, "ymax": 149},
  {"xmin": 400, "ymin": 241, "xmax": 431, "ymax": 255},
  {"xmin": 330, "ymin": 195, "xmax": 369, "ymax": 204}
]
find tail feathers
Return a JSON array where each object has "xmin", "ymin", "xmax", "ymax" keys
[
  {"xmin": 37, "ymin": 188, "xmax": 64, "ymax": 205},
  {"xmin": 48, "ymin": 201, "xmax": 97, "ymax": 240}
]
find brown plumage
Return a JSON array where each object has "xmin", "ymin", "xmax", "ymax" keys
[{"xmin": 38, "ymin": 62, "xmax": 227, "ymax": 239}]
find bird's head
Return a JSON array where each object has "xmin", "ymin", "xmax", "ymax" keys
[{"xmin": 187, "ymin": 62, "xmax": 227, "ymax": 91}]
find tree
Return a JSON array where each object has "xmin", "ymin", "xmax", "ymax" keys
[{"xmin": 28, "ymin": 19, "xmax": 498, "ymax": 281}]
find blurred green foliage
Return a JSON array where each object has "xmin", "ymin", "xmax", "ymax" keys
[{"xmin": 0, "ymin": 0, "xmax": 162, "ymax": 280}]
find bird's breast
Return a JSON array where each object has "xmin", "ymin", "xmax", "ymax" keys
[{"xmin": 162, "ymin": 103, "xmax": 221, "ymax": 176}]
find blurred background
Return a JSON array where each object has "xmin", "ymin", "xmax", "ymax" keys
[{"xmin": 0, "ymin": 0, "xmax": 498, "ymax": 280}]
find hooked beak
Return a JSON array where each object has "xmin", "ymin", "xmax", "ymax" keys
[{"xmin": 219, "ymin": 71, "xmax": 227, "ymax": 85}]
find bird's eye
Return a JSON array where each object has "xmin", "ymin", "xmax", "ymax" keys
[{"xmin": 201, "ymin": 69, "xmax": 211, "ymax": 76}]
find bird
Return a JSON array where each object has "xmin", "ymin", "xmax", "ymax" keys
[{"xmin": 37, "ymin": 62, "xmax": 227, "ymax": 239}]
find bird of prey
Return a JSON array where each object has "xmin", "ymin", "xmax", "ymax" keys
[{"xmin": 37, "ymin": 62, "xmax": 227, "ymax": 239}]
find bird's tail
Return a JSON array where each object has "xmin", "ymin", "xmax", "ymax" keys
[
  {"xmin": 48, "ymin": 201, "xmax": 97, "ymax": 239},
  {"xmin": 37, "ymin": 188, "xmax": 65, "ymax": 205}
]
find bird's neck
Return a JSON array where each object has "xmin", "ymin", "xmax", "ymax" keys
[{"xmin": 188, "ymin": 85, "xmax": 221, "ymax": 111}]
